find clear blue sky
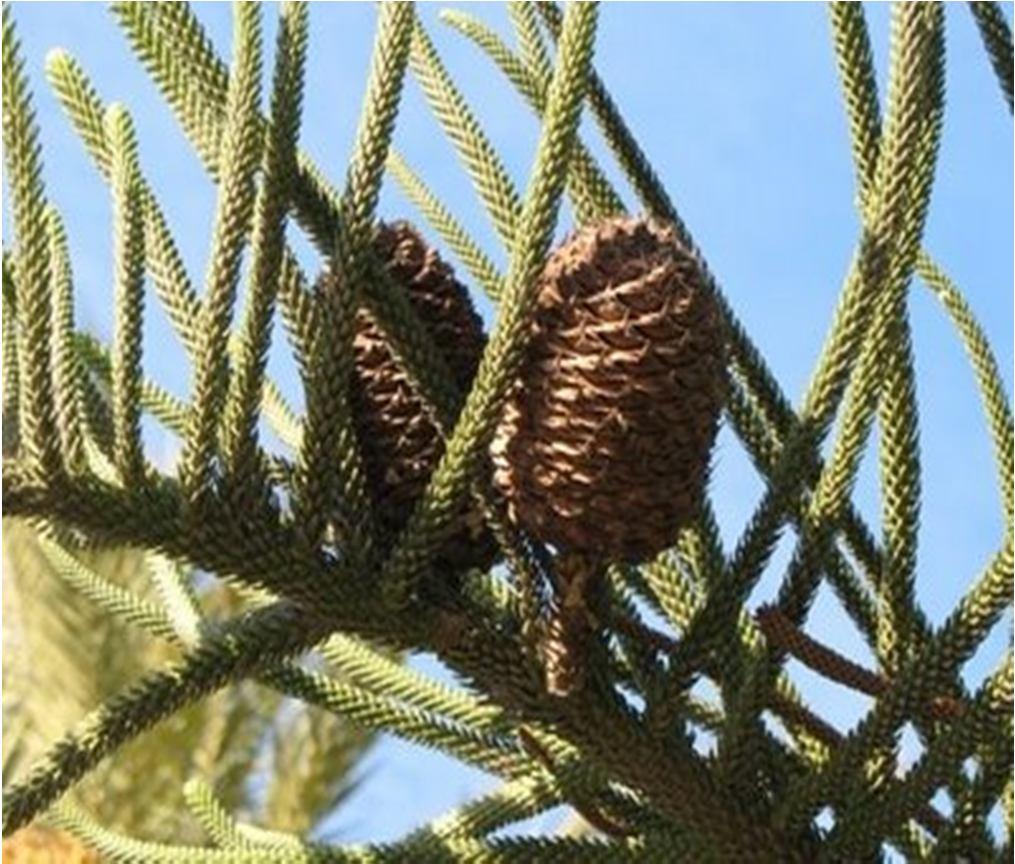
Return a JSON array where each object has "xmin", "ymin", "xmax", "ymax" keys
[{"xmin": 5, "ymin": 1, "xmax": 1013, "ymax": 845}]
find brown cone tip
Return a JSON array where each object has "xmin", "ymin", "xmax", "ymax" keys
[
  {"xmin": 491, "ymin": 215, "xmax": 726, "ymax": 563},
  {"xmin": 351, "ymin": 221, "xmax": 489, "ymax": 560}
]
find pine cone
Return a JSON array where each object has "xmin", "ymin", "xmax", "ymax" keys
[
  {"xmin": 349, "ymin": 221, "xmax": 494, "ymax": 573},
  {"xmin": 491, "ymin": 215, "xmax": 726, "ymax": 565}
]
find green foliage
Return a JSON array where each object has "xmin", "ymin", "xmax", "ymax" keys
[
  {"xmin": 107, "ymin": 104, "xmax": 147, "ymax": 487},
  {"xmin": 1, "ymin": 521, "xmax": 373, "ymax": 844},
  {"xmin": 3, "ymin": 520, "xmax": 251, "ymax": 842},
  {"xmin": 1, "ymin": 2, "xmax": 1011, "ymax": 861}
]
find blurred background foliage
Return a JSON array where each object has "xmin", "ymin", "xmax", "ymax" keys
[{"xmin": 2, "ymin": 517, "xmax": 374, "ymax": 846}]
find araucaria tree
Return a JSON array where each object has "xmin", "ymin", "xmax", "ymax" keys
[{"xmin": 1, "ymin": 2, "xmax": 1012, "ymax": 861}]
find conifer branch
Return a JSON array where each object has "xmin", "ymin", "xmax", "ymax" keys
[
  {"xmin": 409, "ymin": 18, "xmax": 523, "ymax": 250},
  {"xmin": 439, "ymin": 8, "xmax": 625, "ymax": 224},
  {"xmin": 772, "ymin": 1, "xmax": 944, "ymax": 629},
  {"xmin": 106, "ymin": 105, "xmax": 148, "ymax": 487},
  {"xmin": 39, "ymin": 536, "xmax": 179, "ymax": 640},
  {"xmin": 318, "ymin": 634, "xmax": 508, "ymax": 732},
  {"xmin": 111, "ymin": 4, "xmax": 457, "ymax": 535},
  {"xmin": 104, "ymin": 1, "xmax": 499, "ymax": 497},
  {"xmin": 516, "ymin": 728, "xmax": 637, "ymax": 838},
  {"xmin": 2, "ymin": 251, "xmax": 21, "ymax": 455},
  {"xmin": 917, "ymin": 253, "xmax": 1014, "ymax": 527},
  {"xmin": 386, "ymin": 149, "xmax": 506, "ymax": 301},
  {"xmin": 183, "ymin": 778, "xmax": 251, "ymax": 850},
  {"xmin": 0, "ymin": 456, "xmax": 879, "ymax": 860},
  {"xmin": 33, "ymin": 533, "xmax": 523, "ymax": 801},
  {"xmin": 637, "ymin": 549, "xmax": 826, "ymax": 769},
  {"xmin": 2, "ymin": 3, "xmax": 1009, "ymax": 857},
  {"xmin": 76, "ymin": 383, "xmax": 116, "ymax": 463},
  {"xmin": 276, "ymin": 253, "xmax": 317, "ymax": 384},
  {"xmin": 826, "ymin": 0, "xmax": 993, "ymax": 723},
  {"xmin": 221, "ymin": 1, "xmax": 309, "ymax": 495},
  {"xmin": 724, "ymin": 383, "xmax": 879, "ymax": 643},
  {"xmin": 49, "ymin": 800, "xmax": 684, "ymax": 863},
  {"xmin": 45, "ymin": 49, "xmax": 203, "ymax": 350},
  {"xmin": 261, "ymin": 663, "xmax": 527, "ymax": 779},
  {"xmin": 776, "ymin": 537, "xmax": 1013, "ymax": 833},
  {"xmin": 969, "ymin": 1, "xmax": 1014, "ymax": 111},
  {"xmin": 413, "ymin": 773, "xmax": 563, "ymax": 841},
  {"xmin": 292, "ymin": 2, "xmax": 414, "ymax": 557},
  {"xmin": 815, "ymin": 24, "xmax": 999, "ymax": 833},
  {"xmin": 755, "ymin": 605, "xmax": 960, "ymax": 720},
  {"xmin": 147, "ymin": 552, "xmax": 205, "ymax": 646},
  {"xmin": 30, "ymin": 480, "xmax": 373, "ymax": 634},
  {"xmin": 2, "ymin": 4, "xmax": 62, "ymax": 480},
  {"xmin": 45, "ymin": 46, "xmax": 302, "ymax": 459},
  {"xmin": 43, "ymin": 208, "xmax": 86, "ymax": 472},
  {"xmin": 75, "ymin": 333, "xmax": 190, "ymax": 439},
  {"xmin": 869, "ymin": 7, "xmax": 946, "ymax": 675},
  {"xmin": 929, "ymin": 727, "xmax": 1014, "ymax": 861},
  {"xmin": 179, "ymin": 2, "xmax": 263, "ymax": 506},
  {"xmin": 827, "ymin": 651, "xmax": 1013, "ymax": 858},
  {"xmin": 876, "ymin": 310, "xmax": 922, "ymax": 672},
  {"xmin": 108, "ymin": 1, "xmax": 227, "ymax": 173},
  {"xmin": 829, "ymin": 2, "xmax": 882, "ymax": 204},
  {"xmin": 718, "ymin": 3, "xmax": 945, "ymax": 795},
  {"xmin": 700, "ymin": 1, "xmax": 948, "ymax": 792},
  {"xmin": 775, "ymin": 1, "xmax": 945, "ymax": 619},
  {"xmin": 508, "ymin": 2, "xmax": 555, "ymax": 88}
]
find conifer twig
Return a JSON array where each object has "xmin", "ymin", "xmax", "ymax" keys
[
  {"xmin": 756, "ymin": 605, "xmax": 962, "ymax": 720},
  {"xmin": 517, "ymin": 728, "xmax": 635, "ymax": 838},
  {"xmin": 409, "ymin": 17, "xmax": 523, "ymax": 251},
  {"xmin": 969, "ymin": 1, "xmax": 1014, "ymax": 111},
  {"xmin": 182, "ymin": 778, "xmax": 251, "ymax": 850},
  {"xmin": 826, "ymin": 651, "xmax": 1013, "ymax": 858},
  {"xmin": 179, "ymin": 3, "xmax": 263, "ymax": 507},
  {"xmin": 45, "ymin": 45, "xmax": 303, "ymax": 457},
  {"xmin": 442, "ymin": 6, "xmax": 624, "ymax": 224},
  {"xmin": 776, "ymin": 537, "xmax": 1013, "ymax": 834},
  {"xmin": 292, "ymin": 2, "xmax": 414, "ymax": 558},
  {"xmin": 221, "ymin": 1, "xmax": 309, "ymax": 496},
  {"xmin": 386, "ymin": 149, "xmax": 506, "ymax": 301},
  {"xmin": 106, "ymin": 106, "xmax": 147, "ymax": 487},
  {"xmin": 2, "ymin": 5, "xmax": 61, "ymax": 480},
  {"xmin": 44, "ymin": 208, "xmax": 86, "ymax": 471}
]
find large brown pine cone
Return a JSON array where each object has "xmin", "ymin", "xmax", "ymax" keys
[
  {"xmin": 350, "ymin": 221, "xmax": 493, "ymax": 573},
  {"xmin": 491, "ymin": 215, "xmax": 726, "ymax": 564}
]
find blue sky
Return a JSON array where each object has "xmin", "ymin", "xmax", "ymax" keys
[{"xmin": 5, "ymin": 1, "xmax": 1013, "ymax": 846}]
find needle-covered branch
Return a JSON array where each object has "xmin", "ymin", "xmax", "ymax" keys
[
  {"xmin": 179, "ymin": 3, "xmax": 263, "ymax": 506},
  {"xmin": 3, "ymin": 4, "xmax": 61, "ymax": 480}
]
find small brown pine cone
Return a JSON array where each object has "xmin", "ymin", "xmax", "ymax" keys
[
  {"xmin": 349, "ymin": 221, "xmax": 494, "ymax": 574},
  {"xmin": 491, "ymin": 215, "xmax": 726, "ymax": 564}
]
